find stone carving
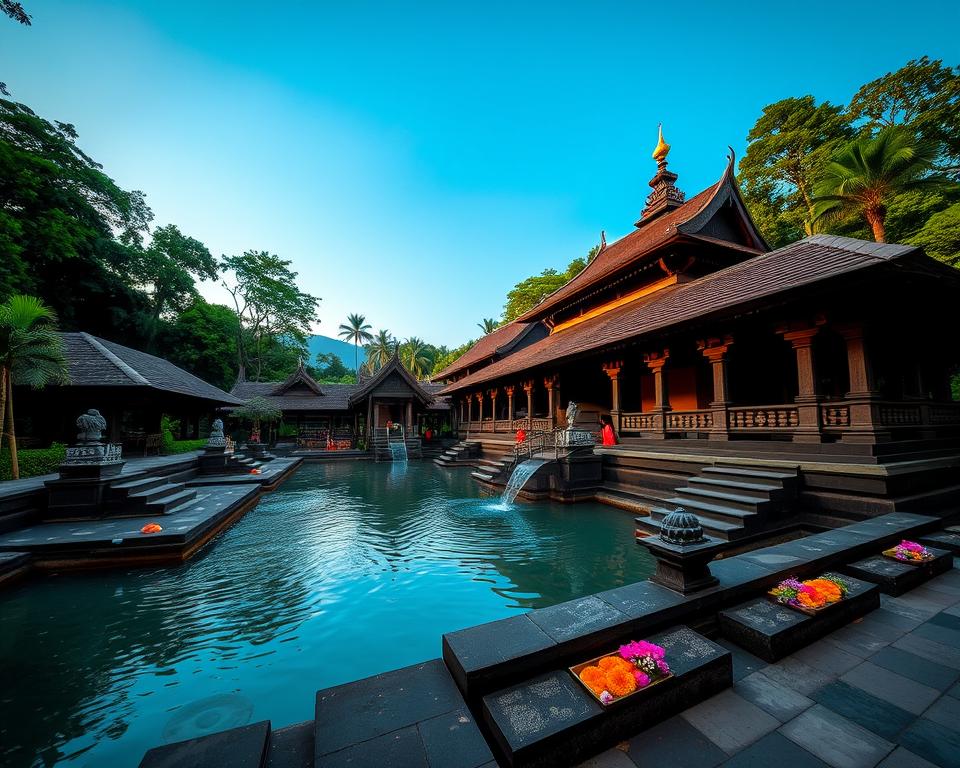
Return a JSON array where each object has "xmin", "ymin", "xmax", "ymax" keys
[
  {"xmin": 76, "ymin": 409, "xmax": 107, "ymax": 443},
  {"xmin": 565, "ymin": 401, "xmax": 579, "ymax": 430},
  {"xmin": 207, "ymin": 418, "xmax": 226, "ymax": 447},
  {"xmin": 660, "ymin": 506, "xmax": 707, "ymax": 545}
]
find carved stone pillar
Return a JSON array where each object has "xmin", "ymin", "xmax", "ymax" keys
[
  {"xmin": 523, "ymin": 380, "xmax": 534, "ymax": 429},
  {"xmin": 544, "ymin": 375, "xmax": 558, "ymax": 427},
  {"xmin": 698, "ymin": 337, "xmax": 733, "ymax": 441},
  {"xmin": 643, "ymin": 350, "xmax": 671, "ymax": 439},
  {"xmin": 505, "ymin": 385, "xmax": 515, "ymax": 426},
  {"xmin": 603, "ymin": 361, "xmax": 622, "ymax": 434},
  {"xmin": 779, "ymin": 324, "xmax": 822, "ymax": 443}
]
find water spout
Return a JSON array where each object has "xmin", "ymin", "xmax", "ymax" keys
[{"xmin": 500, "ymin": 459, "xmax": 546, "ymax": 506}]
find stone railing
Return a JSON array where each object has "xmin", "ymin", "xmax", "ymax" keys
[
  {"xmin": 728, "ymin": 406, "xmax": 799, "ymax": 431},
  {"xmin": 928, "ymin": 402, "xmax": 960, "ymax": 425},
  {"xmin": 529, "ymin": 418, "xmax": 553, "ymax": 432},
  {"xmin": 666, "ymin": 410, "xmax": 714, "ymax": 431},
  {"xmin": 494, "ymin": 420, "xmax": 512, "ymax": 432},
  {"xmin": 820, "ymin": 404, "xmax": 851, "ymax": 428},
  {"xmin": 620, "ymin": 412, "xmax": 661, "ymax": 431},
  {"xmin": 876, "ymin": 403, "xmax": 922, "ymax": 426},
  {"xmin": 480, "ymin": 420, "xmax": 494, "ymax": 432}
]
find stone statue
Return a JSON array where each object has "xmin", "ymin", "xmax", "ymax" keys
[
  {"xmin": 565, "ymin": 401, "xmax": 579, "ymax": 431},
  {"xmin": 207, "ymin": 417, "xmax": 226, "ymax": 448},
  {"xmin": 76, "ymin": 409, "xmax": 107, "ymax": 443}
]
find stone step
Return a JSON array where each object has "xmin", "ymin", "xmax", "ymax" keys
[
  {"xmin": 481, "ymin": 626, "xmax": 731, "ymax": 768},
  {"xmin": 674, "ymin": 485, "xmax": 771, "ymax": 513},
  {"xmin": 147, "ymin": 488, "xmax": 198, "ymax": 514},
  {"xmin": 477, "ymin": 458, "xmax": 507, "ymax": 469},
  {"xmin": 701, "ymin": 465, "xmax": 798, "ymax": 483},
  {"xmin": 471, "ymin": 472, "xmax": 495, "ymax": 483},
  {"xmin": 139, "ymin": 721, "xmax": 271, "ymax": 768},
  {"xmin": 840, "ymin": 548, "xmax": 953, "ymax": 596},
  {"xmin": 645, "ymin": 509, "xmax": 745, "ymax": 539},
  {"xmin": 687, "ymin": 475, "xmax": 782, "ymax": 498},
  {"xmin": 266, "ymin": 720, "xmax": 314, "ymax": 768},
  {"xmin": 660, "ymin": 497, "xmax": 759, "ymax": 524},
  {"xmin": 718, "ymin": 574, "xmax": 880, "ymax": 662},
  {"xmin": 111, "ymin": 475, "xmax": 168, "ymax": 495},
  {"xmin": 128, "ymin": 482, "xmax": 187, "ymax": 504}
]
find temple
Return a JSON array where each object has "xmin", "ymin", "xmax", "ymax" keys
[{"xmin": 435, "ymin": 130, "xmax": 960, "ymax": 527}]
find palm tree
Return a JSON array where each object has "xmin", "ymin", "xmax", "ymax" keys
[
  {"xmin": 477, "ymin": 318, "xmax": 498, "ymax": 334},
  {"xmin": 365, "ymin": 329, "xmax": 396, "ymax": 373},
  {"xmin": 0, "ymin": 296, "xmax": 69, "ymax": 479},
  {"xmin": 400, "ymin": 337, "xmax": 431, "ymax": 379},
  {"xmin": 338, "ymin": 313, "xmax": 373, "ymax": 376},
  {"xmin": 812, "ymin": 127, "xmax": 946, "ymax": 242}
]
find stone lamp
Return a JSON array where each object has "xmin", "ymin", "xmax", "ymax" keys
[{"xmin": 638, "ymin": 507, "xmax": 723, "ymax": 595}]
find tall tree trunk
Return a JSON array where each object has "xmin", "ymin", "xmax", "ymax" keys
[
  {"xmin": 5, "ymin": 375, "xmax": 18, "ymax": 480},
  {"xmin": 866, "ymin": 207, "xmax": 886, "ymax": 243},
  {"xmin": 355, "ymin": 341, "xmax": 358, "ymax": 376},
  {"xmin": 0, "ymin": 367, "xmax": 7, "ymax": 466}
]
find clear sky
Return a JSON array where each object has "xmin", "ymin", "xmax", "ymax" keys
[{"xmin": 2, "ymin": 1, "xmax": 958, "ymax": 346}]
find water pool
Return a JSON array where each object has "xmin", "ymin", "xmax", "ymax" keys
[{"xmin": 0, "ymin": 460, "xmax": 653, "ymax": 767}]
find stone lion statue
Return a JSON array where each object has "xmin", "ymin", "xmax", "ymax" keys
[
  {"xmin": 76, "ymin": 409, "xmax": 107, "ymax": 442},
  {"xmin": 207, "ymin": 418, "xmax": 226, "ymax": 447},
  {"xmin": 565, "ymin": 401, "xmax": 579, "ymax": 430}
]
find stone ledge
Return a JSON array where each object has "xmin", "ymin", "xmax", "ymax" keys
[
  {"xmin": 481, "ymin": 626, "xmax": 731, "ymax": 768},
  {"xmin": 841, "ymin": 548, "xmax": 953, "ymax": 596},
  {"xmin": 138, "ymin": 720, "xmax": 270, "ymax": 768},
  {"xmin": 718, "ymin": 574, "xmax": 880, "ymax": 662}
]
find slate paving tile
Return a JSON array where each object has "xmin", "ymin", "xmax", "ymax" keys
[
  {"xmin": 577, "ymin": 747, "xmax": 636, "ymax": 768},
  {"xmin": 882, "ymin": 596, "xmax": 940, "ymax": 621},
  {"xmin": 791, "ymin": 641, "xmax": 863, "ymax": 677},
  {"xmin": 877, "ymin": 746, "xmax": 940, "ymax": 768},
  {"xmin": 912, "ymin": 621, "xmax": 960, "ymax": 649},
  {"xmin": 716, "ymin": 639, "xmax": 766, "ymax": 682},
  {"xmin": 316, "ymin": 725, "xmax": 427, "ymax": 768},
  {"xmin": 869, "ymin": 646, "xmax": 960, "ymax": 691},
  {"xmin": 779, "ymin": 705, "xmax": 895, "ymax": 768},
  {"xmin": 139, "ymin": 720, "xmax": 271, "ymax": 768},
  {"xmin": 680, "ymin": 690, "xmax": 780, "ymax": 755},
  {"xmin": 907, "ymin": 587, "xmax": 960, "ymax": 608},
  {"xmin": 840, "ymin": 661, "xmax": 940, "ymax": 715},
  {"xmin": 949, "ymin": 681, "xmax": 960, "ymax": 700},
  {"xmin": 945, "ymin": 604, "xmax": 960, "ymax": 619},
  {"xmin": 860, "ymin": 608, "xmax": 924, "ymax": 634},
  {"xmin": 811, "ymin": 680, "xmax": 916, "ymax": 742},
  {"xmin": 761, "ymin": 657, "xmax": 835, "ymax": 696},
  {"xmin": 893, "ymin": 633, "xmax": 960, "ymax": 670},
  {"xmin": 718, "ymin": 732, "xmax": 828, "ymax": 768},
  {"xmin": 417, "ymin": 709, "xmax": 493, "ymax": 768},
  {"xmin": 898, "ymin": 717, "xmax": 960, "ymax": 768},
  {"xmin": 527, "ymin": 595, "xmax": 627, "ymax": 643},
  {"xmin": 734, "ymin": 671, "xmax": 814, "ymax": 722},
  {"xmin": 922, "ymin": 580, "xmax": 960, "ymax": 598},
  {"xmin": 825, "ymin": 625, "xmax": 893, "ymax": 658},
  {"xmin": 625, "ymin": 715, "xmax": 727, "ymax": 768},
  {"xmin": 929, "ymin": 612, "xmax": 960, "ymax": 632},
  {"xmin": 920, "ymin": 695, "xmax": 960, "ymax": 735}
]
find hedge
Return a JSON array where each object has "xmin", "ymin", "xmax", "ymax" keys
[
  {"xmin": 0, "ymin": 442, "xmax": 67, "ymax": 481},
  {"xmin": 164, "ymin": 438, "xmax": 207, "ymax": 454}
]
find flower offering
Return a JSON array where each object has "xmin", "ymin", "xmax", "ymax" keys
[
  {"xmin": 572, "ymin": 640, "xmax": 671, "ymax": 705},
  {"xmin": 884, "ymin": 540, "xmax": 934, "ymax": 563},
  {"xmin": 769, "ymin": 573, "xmax": 848, "ymax": 613}
]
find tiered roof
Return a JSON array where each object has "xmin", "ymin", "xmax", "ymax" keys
[{"xmin": 432, "ymin": 322, "xmax": 538, "ymax": 381}]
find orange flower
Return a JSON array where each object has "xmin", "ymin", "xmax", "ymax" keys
[
  {"xmin": 598, "ymin": 656, "xmax": 633, "ymax": 674},
  {"xmin": 578, "ymin": 666, "xmax": 607, "ymax": 696},
  {"xmin": 806, "ymin": 579, "xmax": 841, "ymax": 603},
  {"xmin": 605, "ymin": 667, "xmax": 637, "ymax": 697},
  {"xmin": 140, "ymin": 523, "xmax": 162, "ymax": 534},
  {"xmin": 797, "ymin": 587, "xmax": 826, "ymax": 609}
]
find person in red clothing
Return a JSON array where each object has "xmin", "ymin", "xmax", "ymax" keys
[
  {"xmin": 516, "ymin": 428, "xmax": 527, "ymax": 444},
  {"xmin": 600, "ymin": 415, "xmax": 617, "ymax": 446}
]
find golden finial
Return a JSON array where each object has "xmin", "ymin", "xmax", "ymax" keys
[{"xmin": 652, "ymin": 124, "xmax": 670, "ymax": 164}]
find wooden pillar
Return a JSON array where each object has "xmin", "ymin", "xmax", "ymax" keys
[
  {"xmin": 603, "ymin": 361, "xmax": 622, "ymax": 434},
  {"xmin": 505, "ymin": 385, "xmax": 515, "ymax": 426},
  {"xmin": 488, "ymin": 388, "xmax": 498, "ymax": 426},
  {"xmin": 643, "ymin": 350, "xmax": 670, "ymax": 439},
  {"xmin": 698, "ymin": 336, "xmax": 733, "ymax": 441},
  {"xmin": 476, "ymin": 392, "xmax": 484, "ymax": 423},
  {"xmin": 544, "ymin": 375, "xmax": 558, "ymax": 427},
  {"xmin": 835, "ymin": 323, "xmax": 889, "ymax": 443},
  {"xmin": 405, "ymin": 400, "xmax": 413, "ymax": 432},
  {"xmin": 779, "ymin": 323, "xmax": 822, "ymax": 443},
  {"xmin": 523, "ymin": 380, "xmax": 534, "ymax": 429}
]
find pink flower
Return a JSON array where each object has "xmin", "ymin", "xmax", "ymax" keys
[
  {"xmin": 656, "ymin": 659, "xmax": 671, "ymax": 675},
  {"xmin": 599, "ymin": 691, "xmax": 614, "ymax": 704},
  {"xmin": 900, "ymin": 540, "xmax": 923, "ymax": 552},
  {"xmin": 633, "ymin": 670, "xmax": 650, "ymax": 688}
]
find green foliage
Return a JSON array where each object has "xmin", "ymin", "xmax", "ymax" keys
[
  {"xmin": 477, "ymin": 318, "xmax": 499, "ymax": 334},
  {"xmin": 812, "ymin": 127, "xmax": 947, "ymax": 242},
  {"xmin": 338, "ymin": 313, "xmax": 373, "ymax": 374},
  {"xmin": 501, "ymin": 254, "xmax": 590, "ymax": 323},
  {"xmin": 133, "ymin": 224, "xmax": 217, "ymax": 325},
  {"xmin": 221, "ymin": 251, "xmax": 320, "ymax": 381},
  {"xmin": 910, "ymin": 203, "xmax": 960, "ymax": 266},
  {"xmin": 738, "ymin": 96, "xmax": 853, "ymax": 246},
  {"xmin": 363, "ymin": 329, "xmax": 397, "ymax": 373},
  {"xmin": 233, "ymin": 396, "xmax": 282, "ymax": 426},
  {"xmin": 314, "ymin": 351, "xmax": 356, "ymax": 383},
  {"xmin": 433, "ymin": 339, "xmax": 476, "ymax": 375},
  {"xmin": 0, "ymin": 442, "xmax": 64, "ymax": 480},
  {"xmin": 397, "ymin": 336, "xmax": 433, "ymax": 379},
  {"xmin": 158, "ymin": 300, "xmax": 238, "ymax": 391},
  {"xmin": 2, "ymin": 2, "xmax": 31, "ymax": 25}
]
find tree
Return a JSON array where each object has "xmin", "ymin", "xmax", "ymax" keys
[
  {"xmin": 477, "ymin": 318, "xmax": 498, "ymax": 334},
  {"xmin": 232, "ymin": 395, "xmax": 281, "ymax": 444},
  {"xmin": 2, "ymin": 2, "xmax": 30, "ymax": 25},
  {"xmin": 364, "ymin": 329, "xmax": 396, "ymax": 373},
  {"xmin": 739, "ymin": 96, "xmax": 853, "ymax": 245},
  {"xmin": 848, "ymin": 57, "xmax": 960, "ymax": 176},
  {"xmin": 158, "ymin": 300, "xmax": 238, "ymax": 391},
  {"xmin": 502, "ymin": 254, "xmax": 590, "ymax": 322},
  {"xmin": 812, "ymin": 127, "xmax": 947, "ymax": 242},
  {"xmin": 910, "ymin": 203, "xmax": 960, "ymax": 266},
  {"xmin": 133, "ymin": 224, "xmax": 217, "ymax": 329},
  {"xmin": 398, "ymin": 337, "xmax": 432, "ymax": 379},
  {"xmin": 432, "ymin": 340, "xmax": 475, "ymax": 376},
  {"xmin": 338, "ymin": 313, "xmax": 373, "ymax": 376},
  {"xmin": 221, "ymin": 251, "xmax": 320, "ymax": 381},
  {"xmin": 0, "ymin": 296, "xmax": 68, "ymax": 479},
  {"xmin": 314, "ymin": 352, "xmax": 355, "ymax": 384}
]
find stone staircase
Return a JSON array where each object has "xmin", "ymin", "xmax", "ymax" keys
[
  {"xmin": 470, "ymin": 456, "xmax": 511, "ymax": 484},
  {"xmin": 110, "ymin": 475, "xmax": 198, "ymax": 516},
  {"xmin": 433, "ymin": 440, "xmax": 480, "ymax": 468},
  {"xmin": 636, "ymin": 463, "xmax": 800, "ymax": 541}
]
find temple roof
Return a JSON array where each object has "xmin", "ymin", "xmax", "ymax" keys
[
  {"xmin": 57, "ymin": 332, "xmax": 243, "ymax": 405},
  {"xmin": 441, "ymin": 235, "xmax": 937, "ymax": 394},
  {"xmin": 271, "ymin": 361, "xmax": 324, "ymax": 396},
  {"xmin": 512, "ymin": 155, "xmax": 767, "ymax": 324},
  {"xmin": 432, "ymin": 321, "xmax": 538, "ymax": 381},
  {"xmin": 348, "ymin": 354, "xmax": 435, "ymax": 406}
]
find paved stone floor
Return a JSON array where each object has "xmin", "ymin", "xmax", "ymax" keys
[{"xmin": 577, "ymin": 562, "xmax": 960, "ymax": 768}]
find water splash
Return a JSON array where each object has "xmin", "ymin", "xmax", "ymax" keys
[
  {"xmin": 389, "ymin": 442, "xmax": 408, "ymax": 463},
  {"xmin": 500, "ymin": 459, "xmax": 547, "ymax": 506}
]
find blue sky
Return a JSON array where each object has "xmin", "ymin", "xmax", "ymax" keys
[{"xmin": 2, "ymin": 1, "xmax": 958, "ymax": 346}]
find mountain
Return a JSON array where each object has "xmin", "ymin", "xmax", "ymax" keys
[{"xmin": 307, "ymin": 334, "xmax": 363, "ymax": 369}]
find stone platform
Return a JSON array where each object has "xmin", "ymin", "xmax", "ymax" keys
[
  {"xmin": 186, "ymin": 457, "xmax": 302, "ymax": 490},
  {"xmin": 842, "ymin": 548, "xmax": 954, "ymax": 596},
  {"xmin": 718, "ymin": 574, "xmax": 880, "ymax": 662},
  {"xmin": 0, "ymin": 484, "xmax": 260, "ymax": 568}
]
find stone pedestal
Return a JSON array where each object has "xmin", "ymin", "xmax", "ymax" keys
[
  {"xmin": 639, "ymin": 535, "xmax": 723, "ymax": 595},
  {"xmin": 246, "ymin": 442, "xmax": 267, "ymax": 457},
  {"xmin": 44, "ymin": 441, "xmax": 125, "ymax": 519}
]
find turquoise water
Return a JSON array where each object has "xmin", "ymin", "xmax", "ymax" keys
[{"xmin": 0, "ymin": 461, "xmax": 653, "ymax": 767}]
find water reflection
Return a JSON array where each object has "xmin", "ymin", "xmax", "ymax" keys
[{"xmin": 0, "ymin": 461, "xmax": 652, "ymax": 767}]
